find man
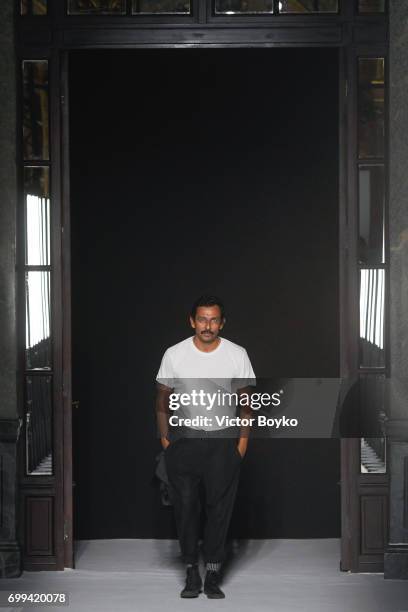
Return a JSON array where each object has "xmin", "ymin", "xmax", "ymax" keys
[{"xmin": 156, "ymin": 295, "xmax": 256, "ymax": 599}]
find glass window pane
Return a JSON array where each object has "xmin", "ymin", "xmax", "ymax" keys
[
  {"xmin": 279, "ymin": 0, "xmax": 338, "ymax": 13},
  {"xmin": 23, "ymin": 61, "xmax": 49, "ymax": 161},
  {"xmin": 68, "ymin": 0, "xmax": 126, "ymax": 14},
  {"xmin": 359, "ymin": 374, "xmax": 387, "ymax": 473},
  {"xmin": 26, "ymin": 375, "xmax": 53, "ymax": 475},
  {"xmin": 358, "ymin": 165, "xmax": 385, "ymax": 265},
  {"xmin": 215, "ymin": 0, "xmax": 272, "ymax": 13},
  {"xmin": 358, "ymin": 0, "xmax": 385, "ymax": 12},
  {"xmin": 359, "ymin": 269, "xmax": 385, "ymax": 368},
  {"xmin": 25, "ymin": 271, "xmax": 51, "ymax": 370},
  {"xmin": 361, "ymin": 437, "xmax": 386, "ymax": 473},
  {"xmin": 24, "ymin": 167, "xmax": 50, "ymax": 266},
  {"xmin": 133, "ymin": 0, "xmax": 190, "ymax": 12},
  {"xmin": 359, "ymin": 374, "xmax": 386, "ymax": 437},
  {"xmin": 358, "ymin": 58, "xmax": 385, "ymax": 159},
  {"xmin": 21, "ymin": 0, "xmax": 48, "ymax": 15}
]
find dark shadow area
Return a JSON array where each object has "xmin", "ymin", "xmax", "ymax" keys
[{"xmin": 70, "ymin": 47, "xmax": 340, "ymax": 540}]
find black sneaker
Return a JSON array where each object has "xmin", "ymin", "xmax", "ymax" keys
[
  {"xmin": 180, "ymin": 564, "xmax": 202, "ymax": 598},
  {"xmin": 204, "ymin": 570, "xmax": 225, "ymax": 599}
]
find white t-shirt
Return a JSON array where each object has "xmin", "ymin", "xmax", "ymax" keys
[
  {"xmin": 156, "ymin": 335, "xmax": 256, "ymax": 384},
  {"xmin": 156, "ymin": 336, "xmax": 256, "ymax": 430}
]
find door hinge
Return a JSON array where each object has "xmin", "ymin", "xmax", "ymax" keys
[
  {"xmin": 345, "ymin": 80, "xmax": 348, "ymax": 98},
  {"xmin": 61, "ymin": 95, "xmax": 65, "ymax": 106}
]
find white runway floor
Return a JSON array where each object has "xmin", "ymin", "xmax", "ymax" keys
[{"xmin": 1, "ymin": 539, "xmax": 408, "ymax": 612}]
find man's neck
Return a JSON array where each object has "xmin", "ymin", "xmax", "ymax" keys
[{"xmin": 193, "ymin": 335, "xmax": 221, "ymax": 353}]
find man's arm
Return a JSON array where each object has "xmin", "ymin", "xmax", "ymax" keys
[
  {"xmin": 237, "ymin": 386, "xmax": 253, "ymax": 457},
  {"xmin": 155, "ymin": 383, "xmax": 173, "ymax": 450}
]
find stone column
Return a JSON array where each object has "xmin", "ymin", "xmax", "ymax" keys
[
  {"xmin": 0, "ymin": 0, "xmax": 22, "ymax": 578},
  {"xmin": 384, "ymin": 0, "xmax": 408, "ymax": 580}
]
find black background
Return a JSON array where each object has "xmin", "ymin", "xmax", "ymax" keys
[{"xmin": 70, "ymin": 47, "xmax": 340, "ymax": 539}]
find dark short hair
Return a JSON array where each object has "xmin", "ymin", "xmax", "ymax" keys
[{"xmin": 190, "ymin": 295, "xmax": 225, "ymax": 320}]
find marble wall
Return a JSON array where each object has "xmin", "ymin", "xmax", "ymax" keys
[
  {"xmin": 0, "ymin": 0, "xmax": 18, "ymax": 420},
  {"xmin": 384, "ymin": 0, "xmax": 408, "ymax": 580},
  {"xmin": 0, "ymin": 0, "xmax": 22, "ymax": 578},
  {"xmin": 0, "ymin": 422, "xmax": 22, "ymax": 578}
]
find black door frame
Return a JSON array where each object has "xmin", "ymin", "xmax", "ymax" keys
[{"xmin": 16, "ymin": 0, "xmax": 389, "ymax": 571}]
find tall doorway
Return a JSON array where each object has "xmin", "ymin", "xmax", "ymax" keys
[{"xmin": 69, "ymin": 47, "xmax": 340, "ymax": 541}]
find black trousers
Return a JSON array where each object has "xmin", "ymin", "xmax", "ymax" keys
[{"xmin": 164, "ymin": 429, "xmax": 242, "ymax": 565}]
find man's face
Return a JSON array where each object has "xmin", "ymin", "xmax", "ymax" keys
[{"xmin": 190, "ymin": 305, "xmax": 225, "ymax": 344}]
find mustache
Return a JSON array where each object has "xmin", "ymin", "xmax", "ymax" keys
[{"xmin": 201, "ymin": 331, "xmax": 214, "ymax": 335}]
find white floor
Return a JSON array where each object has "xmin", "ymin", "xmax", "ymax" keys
[{"xmin": 1, "ymin": 539, "xmax": 408, "ymax": 612}]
